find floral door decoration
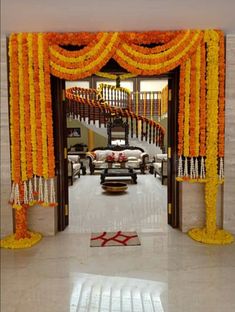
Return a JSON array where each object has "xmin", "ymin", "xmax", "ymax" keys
[{"xmin": 1, "ymin": 29, "xmax": 233, "ymax": 249}]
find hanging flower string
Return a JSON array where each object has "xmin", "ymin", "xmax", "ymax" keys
[
  {"xmin": 9, "ymin": 35, "xmax": 20, "ymax": 188},
  {"xmin": 194, "ymin": 46, "xmax": 201, "ymax": 157},
  {"xmin": 177, "ymin": 62, "xmax": 186, "ymax": 178},
  {"xmin": 218, "ymin": 31, "xmax": 225, "ymax": 180},
  {"xmin": 22, "ymin": 34, "xmax": 33, "ymax": 180},
  {"xmin": 33, "ymin": 34, "xmax": 43, "ymax": 178},
  {"xmin": 28, "ymin": 34, "xmax": 37, "ymax": 178}
]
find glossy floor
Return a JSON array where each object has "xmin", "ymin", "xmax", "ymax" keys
[{"xmin": 1, "ymin": 174, "xmax": 235, "ymax": 312}]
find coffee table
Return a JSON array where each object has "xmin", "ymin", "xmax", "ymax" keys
[{"xmin": 100, "ymin": 168, "xmax": 137, "ymax": 184}]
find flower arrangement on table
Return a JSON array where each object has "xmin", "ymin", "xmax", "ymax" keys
[
  {"xmin": 106, "ymin": 152, "xmax": 116, "ymax": 163},
  {"xmin": 117, "ymin": 152, "xmax": 128, "ymax": 163}
]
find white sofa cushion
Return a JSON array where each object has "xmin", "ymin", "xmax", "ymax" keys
[
  {"xmin": 156, "ymin": 153, "xmax": 167, "ymax": 161},
  {"xmin": 73, "ymin": 163, "xmax": 81, "ymax": 171},
  {"xmin": 153, "ymin": 163, "xmax": 161, "ymax": 170},
  {"xmin": 95, "ymin": 150, "xmax": 111, "ymax": 161},
  {"xmin": 128, "ymin": 156, "xmax": 138, "ymax": 161},
  {"xmin": 127, "ymin": 159, "xmax": 141, "ymax": 168},
  {"xmin": 123, "ymin": 149, "xmax": 142, "ymax": 158},
  {"xmin": 68, "ymin": 155, "xmax": 80, "ymax": 163}
]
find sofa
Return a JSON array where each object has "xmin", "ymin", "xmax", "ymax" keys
[
  {"xmin": 153, "ymin": 154, "xmax": 168, "ymax": 184},
  {"xmin": 68, "ymin": 155, "xmax": 86, "ymax": 185},
  {"xmin": 87, "ymin": 146, "xmax": 149, "ymax": 174}
]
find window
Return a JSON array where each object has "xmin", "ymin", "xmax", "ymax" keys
[
  {"xmin": 65, "ymin": 81, "xmax": 90, "ymax": 89},
  {"xmin": 140, "ymin": 79, "xmax": 168, "ymax": 92},
  {"xmin": 96, "ymin": 80, "xmax": 133, "ymax": 92}
]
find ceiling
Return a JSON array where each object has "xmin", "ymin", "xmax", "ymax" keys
[{"xmin": 1, "ymin": 0, "xmax": 235, "ymax": 35}]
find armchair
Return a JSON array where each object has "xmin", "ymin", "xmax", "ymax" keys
[
  {"xmin": 153, "ymin": 154, "xmax": 168, "ymax": 184},
  {"xmin": 68, "ymin": 155, "xmax": 86, "ymax": 185}
]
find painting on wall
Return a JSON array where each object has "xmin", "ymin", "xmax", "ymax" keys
[{"xmin": 67, "ymin": 128, "xmax": 81, "ymax": 137}]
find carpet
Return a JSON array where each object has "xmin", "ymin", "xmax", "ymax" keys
[{"xmin": 90, "ymin": 231, "xmax": 141, "ymax": 247}]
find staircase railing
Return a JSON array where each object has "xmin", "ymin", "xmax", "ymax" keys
[
  {"xmin": 97, "ymin": 83, "xmax": 130, "ymax": 109},
  {"xmin": 66, "ymin": 85, "xmax": 165, "ymax": 149}
]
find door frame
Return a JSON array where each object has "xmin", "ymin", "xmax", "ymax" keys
[
  {"xmin": 51, "ymin": 75, "xmax": 69, "ymax": 231},
  {"xmin": 52, "ymin": 69, "xmax": 180, "ymax": 231},
  {"xmin": 167, "ymin": 68, "xmax": 180, "ymax": 227}
]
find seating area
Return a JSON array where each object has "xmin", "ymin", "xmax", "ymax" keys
[
  {"xmin": 86, "ymin": 146, "xmax": 149, "ymax": 174},
  {"xmin": 67, "ymin": 146, "xmax": 168, "ymax": 187},
  {"xmin": 153, "ymin": 154, "xmax": 168, "ymax": 184}
]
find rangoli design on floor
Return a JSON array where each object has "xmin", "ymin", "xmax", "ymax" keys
[{"xmin": 90, "ymin": 231, "xmax": 141, "ymax": 247}]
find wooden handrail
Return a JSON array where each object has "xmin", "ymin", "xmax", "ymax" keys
[{"xmin": 65, "ymin": 86, "xmax": 165, "ymax": 149}]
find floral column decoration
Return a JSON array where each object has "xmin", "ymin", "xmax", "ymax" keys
[
  {"xmin": 187, "ymin": 30, "xmax": 233, "ymax": 244},
  {"xmin": 1, "ymin": 33, "xmax": 57, "ymax": 249}
]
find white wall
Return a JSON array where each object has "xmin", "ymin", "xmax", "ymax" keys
[{"xmin": 0, "ymin": 36, "xmax": 12, "ymax": 238}]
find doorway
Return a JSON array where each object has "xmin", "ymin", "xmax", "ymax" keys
[{"xmin": 51, "ymin": 65, "xmax": 179, "ymax": 232}]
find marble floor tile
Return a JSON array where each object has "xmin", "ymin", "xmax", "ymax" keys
[{"xmin": 1, "ymin": 174, "xmax": 235, "ymax": 312}]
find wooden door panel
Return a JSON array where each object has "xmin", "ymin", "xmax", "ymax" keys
[
  {"xmin": 167, "ymin": 69, "xmax": 180, "ymax": 227},
  {"xmin": 51, "ymin": 76, "xmax": 69, "ymax": 231}
]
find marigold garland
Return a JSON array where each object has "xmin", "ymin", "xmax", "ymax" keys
[
  {"xmin": 0, "ymin": 230, "xmax": 42, "ymax": 249},
  {"xmin": 119, "ymin": 31, "xmax": 180, "ymax": 45},
  {"xmin": 43, "ymin": 36, "xmax": 55, "ymax": 178},
  {"xmin": 199, "ymin": 41, "xmax": 206, "ymax": 156},
  {"xmin": 49, "ymin": 32, "xmax": 110, "ymax": 64},
  {"xmin": 18, "ymin": 33, "xmax": 27, "ymax": 182},
  {"xmin": 119, "ymin": 30, "xmax": 192, "ymax": 61},
  {"xmin": 22, "ymin": 34, "xmax": 33, "ymax": 179},
  {"xmin": 124, "ymin": 31, "xmax": 186, "ymax": 55},
  {"xmin": 33, "ymin": 34, "xmax": 43, "ymax": 177},
  {"xmin": 9, "ymin": 34, "xmax": 20, "ymax": 183},
  {"xmin": 188, "ymin": 30, "xmax": 233, "ymax": 244},
  {"xmin": 50, "ymin": 33, "xmax": 119, "ymax": 80},
  {"xmin": 218, "ymin": 31, "xmax": 225, "ymax": 158},
  {"xmin": 183, "ymin": 59, "xmax": 191, "ymax": 157},
  {"xmin": 5, "ymin": 29, "xmax": 230, "ymax": 247},
  {"xmin": 178, "ymin": 62, "xmax": 186, "ymax": 157},
  {"xmin": 189, "ymin": 52, "xmax": 196, "ymax": 157},
  {"xmin": 28, "ymin": 34, "xmax": 37, "ymax": 176},
  {"xmin": 113, "ymin": 31, "xmax": 203, "ymax": 76},
  {"xmin": 194, "ymin": 46, "xmax": 201, "ymax": 156},
  {"xmin": 38, "ymin": 33, "xmax": 49, "ymax": 179}
]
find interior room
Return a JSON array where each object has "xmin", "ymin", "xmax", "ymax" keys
[{"xmin": 1, "ymin": 1, "xmax": 235, "ymax": 312}]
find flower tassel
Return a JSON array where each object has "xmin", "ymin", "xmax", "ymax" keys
[
  {"xmin": 12, "ymin": 183, "xmax": 22, "ymax": 210},
  {"xmin": 219, "ymin": 157, "xmax": 224, "ymax": 180},
  {"xmin": 200, "ymin": 156, "xmax": 206, "ymax": 179},
  {"xmin": 190, "ymin": 157, "xmax": 195, "ymax": 179},
  {"xmin": 195, "ymin": 157, "xmax": 199, "ymax": 179},
  {"xmin": 38, "ymin": 176, "xmax": 44, "ymax": 204},
  {"xmin": 178, "ymin": 156, "xmax": 183, "ymax": 177},
  {"xmin": 49, "ymin": 178, "xmax": 57, "ymax": 206},
  {"xmin": 33, "ymin": 174, "xmax": 38, "ymax": 195},
  {"xmin": 28, "ymin": 179, "xmax": 35, "ymax": 206},
  {"xmin": 42, "ymin": 179, "xmax": 49, "ymax": 207},
  {"xmin": 184, "ymin": 157, "xmax": 188, "ymax": 178},
  {"xmin": 9, "ymin": 182, "xmax": 16, "ymax": 205}
]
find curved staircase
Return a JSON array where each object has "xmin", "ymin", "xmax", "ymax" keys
[{"xmin": 65, "ymin": 84, "xmax": 166, "ymax": 150}]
